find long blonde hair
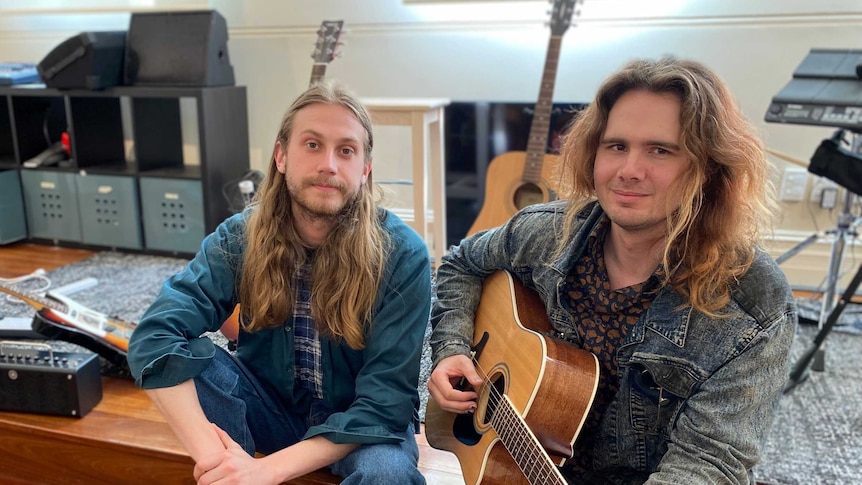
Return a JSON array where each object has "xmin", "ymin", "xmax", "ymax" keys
[
  {"xmin": 239, "ymin": 82, "xmax": 389, "ymax": 349},
  {"xmin": 555, "ymin": 58, "xmax": 777, "ymax": 315}
]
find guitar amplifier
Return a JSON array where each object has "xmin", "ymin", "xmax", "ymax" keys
[{"xmin": 0, "ymin": 341, "xmax": 102, "ymax": 417}]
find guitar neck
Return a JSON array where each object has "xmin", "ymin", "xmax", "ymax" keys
[
  {"xmin": 523, "ymin": 34, "xmax": 564, "ymax": 183},
  {"xmin": 0, "ymin": 281, "xmax": 132, "ymax": 352},
  {"xmin": 309, "ymin": 63, "xmax": 327, "ymax": 87},
  {"xmin": 493, "ymin": 394, "xmax": 569, "ymax": 484},
  {"xmin": 0, "ymin": 283, "xmax": 67, "ymax": 314}
]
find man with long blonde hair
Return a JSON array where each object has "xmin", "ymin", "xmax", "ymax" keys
[
  {"xmin": 429, "ymin": 58, "xmax": 797, "ymax": 483},
  {"xmin": 129, "ymin": 82, "xmax": 431, "ymax": 484}
]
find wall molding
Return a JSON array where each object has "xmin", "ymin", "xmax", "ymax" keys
[{"xmin": 1, "ymin": 11, "xmax": 860, "ymax": 42}]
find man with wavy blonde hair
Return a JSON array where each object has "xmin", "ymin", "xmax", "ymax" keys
[
  {"xmin": 429, "ymin": 58, "xmax": 797, "ymax": 483},
  {"xmin": 129, "ymin": 82, "xmax": 431, "ymax": 484}
]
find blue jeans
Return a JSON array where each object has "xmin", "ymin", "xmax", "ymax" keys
[{"xmin": 194, "ymin": 346, "xmax": 425, "ymax": 484}]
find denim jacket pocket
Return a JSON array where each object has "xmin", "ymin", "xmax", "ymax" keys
[{"xmin": 626, "ymin": 361, "xmax": 696, "ymax": 439}]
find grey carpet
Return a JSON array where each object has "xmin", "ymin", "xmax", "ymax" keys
[
  {"xmin": 0, "ymin": 251, "xmax": 433, "ymax": 419},
  {"xmin": 2, "ymin": 251, "xmax": 860, "ymax": 485}
]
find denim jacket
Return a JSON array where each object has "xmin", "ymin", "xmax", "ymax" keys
[{"xmin": 430, "ymin": 201, "xmax": 797, "ymax": 484}]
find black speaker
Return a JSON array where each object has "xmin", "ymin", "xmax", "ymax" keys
[
  {"xmin": 0, "ymin": 345, "xmax": 102, "ymax": 417},
  {"xmin": 37, "ymin": 31, "xmax": 126, "ymax": 90},
  {"xmin": 124, "ymin": 10, "xmax": 235, "ymax": 87}
]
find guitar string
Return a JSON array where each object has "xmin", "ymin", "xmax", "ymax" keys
[
  {"xmin": 470, "ymin": 356, "xmax": 565, "ymax": 483},
  {"xmin": 471, "ymin": 357, "xmax": 563, "ymax": 483}
]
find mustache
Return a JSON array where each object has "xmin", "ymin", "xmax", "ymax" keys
[{"xmin": 303, "ymin": 176, "xmax": 346, "ymax": 191}]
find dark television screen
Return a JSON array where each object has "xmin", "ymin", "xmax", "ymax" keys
[{"xmin": 444, "ymin": 101, "xmax": 587, "ymax": 244}]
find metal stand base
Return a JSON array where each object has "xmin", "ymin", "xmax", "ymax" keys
[
  {"xmin": 775, "ymin": 189, "xmax": 858, "ymax": 373},
  {"xmin": 785, "ymin": 261, "xmax": 862, "ymax": 393}
]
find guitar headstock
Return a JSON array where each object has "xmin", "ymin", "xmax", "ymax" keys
[
  {"xmin": 311, "ymin": 20, "xmax": 344, "ymax": 64},
  {"xmin": 549, "ymin": 0, "xmax": 582, "ymax": 36}
]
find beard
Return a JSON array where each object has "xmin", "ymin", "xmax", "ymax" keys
[{"xmin": 286, "ymin": 173, "xmax": 361, "ymax": 223}]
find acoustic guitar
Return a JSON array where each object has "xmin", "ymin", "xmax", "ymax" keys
[
  {"xmin": 0, "ymin": 282, "xmax": 135, "ymax": 367},
  {"xmin": 310, "ymin": 20, "xmax": 345, "ymax": 86},
  {"xmin": 467, "ymin": 0, "xmax": 581, "ymax": 236},
  {"xmin": 219, "ymin": 20, "xmax": 347, "ymax": 342},
  {"xmin": 425, "ymin": 270, "xmax": 599, "ymax": 485}
]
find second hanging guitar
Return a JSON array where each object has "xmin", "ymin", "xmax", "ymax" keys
[{"xmin": 468, "ymin": 0, "xmax": 581, "ymax": 236}]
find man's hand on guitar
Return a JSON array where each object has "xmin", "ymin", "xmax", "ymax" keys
[{"xmin": 428, "ymin": 354, "xmax": 483, "ymax": 414}]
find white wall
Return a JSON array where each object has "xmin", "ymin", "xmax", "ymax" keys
[{"xmin": 0, "ymin": 0, "xmax": 859, "ymax": 289}]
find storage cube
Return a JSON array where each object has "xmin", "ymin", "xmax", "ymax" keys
[
  {"xmin": 0, "ymin": 170, "xmax": 27, "ymax": 244},
  {"xmin": 139, "ymin": 177, "xmax": 205, "ymax": 254},
  {"xmin": 76, "ymin": 174, "xmax": 143, "ymax": 250},
  {"xmin": 20, "ymin": 170, "xmax": 82, "ymax": 242}
]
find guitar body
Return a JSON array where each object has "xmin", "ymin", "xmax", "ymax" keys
[
  {"xmin": 31, "ymin": 309, "xmax": 130, "ymax": 369},
  {"xmin": 468, "ymin": 151, "xmax": 560, "ymax": 236},
  {"xmin": 425, "ymin": 271, "xmax": 599, "ymax": 485}
]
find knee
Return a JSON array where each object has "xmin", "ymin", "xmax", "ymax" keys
[{"xmin": 338, "ymin": 445, "xmax": 424, "ymax": 485}]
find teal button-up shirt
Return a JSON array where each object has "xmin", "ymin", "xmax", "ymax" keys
[{"xmin": 128, "ymin": 208, "xmax": 431, "ymax": 445}]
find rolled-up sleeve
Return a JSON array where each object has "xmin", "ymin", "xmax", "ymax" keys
[{"xmin": 128, "ymin": 214, "xmax": 245, "ymax": 389}]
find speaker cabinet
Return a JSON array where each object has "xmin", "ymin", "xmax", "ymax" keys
[
  {"xmin": 124, "ymin": 10, "xmax": 235, "ymax": 87},
  {"xmin": 0, "ymin": 345, "xmax": 102, "ymax": 417},
  {"xmin": 38, "ymin": 31, "xmax": 126, "ymax": 90}
]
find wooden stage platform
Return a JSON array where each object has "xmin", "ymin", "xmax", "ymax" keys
[{"xmin": 0, "ymin": 376, "xmax": 341, "ymax": 484}]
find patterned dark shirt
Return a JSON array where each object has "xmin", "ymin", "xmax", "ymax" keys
[
  {"xmin": 293, "ymin": 258, "xmax": 323, "ymax": 400},
  {"xmin": 561, "ymin": 216, "xmax": 660, "ymax": 475}
]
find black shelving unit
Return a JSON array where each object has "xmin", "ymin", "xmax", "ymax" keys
[{"xmin": 0, "ymin": 84, "xmax": 249, "ymax": 255}]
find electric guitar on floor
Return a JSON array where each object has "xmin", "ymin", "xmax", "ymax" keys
[
  {"xmin": 467, "ymin": 0, "xmax": 581, "ymax": 236},
  {"xmin": 0, "ymin": 282, "xmax": 135, "ymax": 367},
  {"xmin": 310, "ymin": 20, "xmax": 345, "ymax": 86},
  {"xmin": 425, "ymin": 271, "xmax": 599, "ymax": 485}
]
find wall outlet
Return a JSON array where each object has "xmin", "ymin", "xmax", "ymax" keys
[
  {"xmin": 810, "ymin": 177, "xmax": 840, "ymax": 203},
  {"xmin": 779, "ymin": 168, "xmax": 808, "ymax": 202},
  {"xmin": 820, "ymin": 187, "xmax": 839, "ymax": 209}
]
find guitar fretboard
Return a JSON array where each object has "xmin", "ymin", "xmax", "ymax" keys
[
  {"xmin": 523, "ymin": 34, "xmax": 564, "ymax": 184},
  {"xmin": 310, "ymin": 64, "xmax": 327, "ymax": 86},
  {"xmin": 491, "ymin": 394, "xmax": 568, "ymax": 484},
  {"xmin": 0, "ymin": 283, "xmax": 67, "ymax": 314}
]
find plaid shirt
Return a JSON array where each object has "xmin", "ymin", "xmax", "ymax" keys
[{"xmin": 293, "ymin": 258, "xmax": 323, "ymax": 400}]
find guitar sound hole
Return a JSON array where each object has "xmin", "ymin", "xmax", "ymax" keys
[
  {"xmin": 451, "ymin": 371, "xmax": 507, "ymax": 446},
  {"xmin": 481, "ymin": 373, "xmax": 507, "ymax": 426},
  {"xmin": 513, "ymin": 184, "xmax": 544, "ymax": 209},
  {"xmin": 452, "ymin": 413, "xmax": 481, "ymax": 446}
]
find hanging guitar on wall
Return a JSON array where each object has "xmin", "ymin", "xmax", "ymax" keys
[
  {"xmin": 467, "ymin": 0, "xmax": 581, "ymax": 236},
  {"xmin": 309, "ymin": 20, "xmax": 345, "ymax": 87}
]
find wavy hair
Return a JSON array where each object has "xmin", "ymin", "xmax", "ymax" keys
[
  {"xmin": 555, "ymin": 58, "xmax": 777, "ymax": 315},
  {"xmin": 239, "ymin": 82, "xmax": 389, "ymax": 349}
]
